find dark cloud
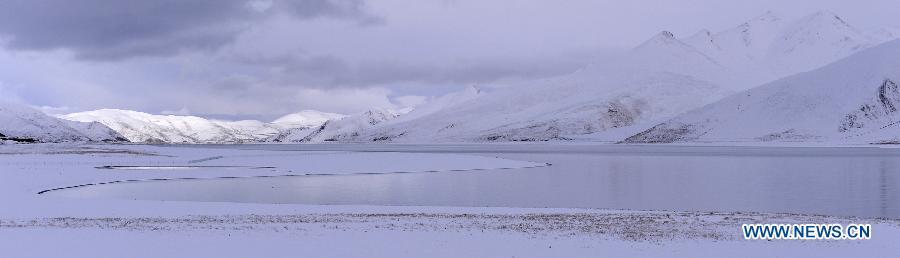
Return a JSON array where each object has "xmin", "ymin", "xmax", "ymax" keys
[
  {"xmin": 0, "ymin": 0, "xmax": 380, "ymax": 60},
  {"xmin": 230, "ymin": 51, "xmax": 595, "ymax": 88},
  {"xmin": 279, "ymin": 0, "xmax": 385, "ymax": 25},
  {"xmin": 11, "ymin": 0, "xmax": 898, "ymax": 118}
]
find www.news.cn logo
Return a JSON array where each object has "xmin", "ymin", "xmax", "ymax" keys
[{"xmin": 742, "ymin": 224, "xmax": 871, "ymax": 240}]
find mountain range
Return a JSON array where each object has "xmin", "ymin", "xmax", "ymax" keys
[
  {"xmin": 0, "ymin": 100, "xmax": 124, "ymax": 143},
  {"xmin": 4, "ymin": 11, "xmax": 898, "ymax": 145},
  {"xmin": 61, "ymin": 109, "xmax": 347, "ymax": 144},
  {"xmin": 625, "ymin": 39, "xmax": 900, "ymax": 144},
  {"xmin": 343, "ymin": 11, "xmax": 898, "ymax": 143}
]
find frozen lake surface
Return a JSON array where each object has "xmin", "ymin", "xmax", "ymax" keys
[{"xmin": 48, "ymin": 144, "xmax": 900, "ymax": 219}]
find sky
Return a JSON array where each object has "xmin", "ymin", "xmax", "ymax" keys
[{"xmin": 0, "ymin": 0, "xmax": 898, "ymax": 121}]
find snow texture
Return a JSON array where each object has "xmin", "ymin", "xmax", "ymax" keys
[
  {"xmin": 62, "ymin": 109, "xmax": 346, "ymax": 144},
  {"xmin": 338, "ymin": 11, "xmax": 896, "ymax": 143},
  {"xmin": 44, "ymin": 11, "xmax": 898, "ymax": 145},
  {"xmin": 0, "ymin": 101, "xmax": 124, "ymax": 143},
  {"xmin": 625, "ymin": 39, "xmax": 900, "ymax": 144},
  {"xmin": 0, "ymin": 144, "xmax": 897, "ymax": 257}
]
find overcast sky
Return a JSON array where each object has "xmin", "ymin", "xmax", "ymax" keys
[{"xmin": 1, "ymin": 0, "xmax": 898, "ymax": 121}]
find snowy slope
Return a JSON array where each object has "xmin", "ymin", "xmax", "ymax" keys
[
  {"xmin": 624, "ymin": 39, "xmax": 900, "ymax": 144},
  {"xmin": 344, "ymin": 11, "xmax": 895, "ymax": 143},
  {"xmin": 360, "ymin": 72, "xmax": 732, "ymax": 142},
  {"xmin": 349, "ymin": 29, "xmax": 737, "ymax": 142},
  {"xmin": 264, "ymin": 110, "xmax": 350, "ymax": 143},
  {"xmin": 389, "ymin": 85, "xmax": 484, "ymax": 124},
  {"xmin": 680, "ymin": 11, "xmax": 887, "ymax": 88},
  {"xmin": 683, "ymin": 11, "xmax": 787, "ymax": 84},
  {"xmin": 266, "ymin": 87, "xmax": 483, "ymax": 143},
  {"xmin": 0, "ymin": 101, "xmax": 124, "ymax": 143},
  {"xmin": 271, "ymin": 110, "xmax": 347, "ymax": 129},
  {"xmin": 62, "ymin": 109, "xmax": 296, "ymax": 143},
  {"xmin": 270, "ymin": 108, "xmax": 402, "ymax": 142},
  {"xmin": 62, "ymin": 108, "xmax": 406, "ymax": 144},
  {"xmin": 46, "ymin": 11, "xmax": 899, "ymax": 144},
  {"xmin": 871, "ymin": 27, "xmax": 900, "ymax": 43},
  {"xmin": 765, "ymin": 11, "xmax": 879, "ymax": 76},
  {"xmin": 619, "ymin": 31, "xmax": 727, "ymax": 84}
]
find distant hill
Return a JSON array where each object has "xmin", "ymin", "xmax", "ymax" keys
[{"xmin": 0, "ymin": 101, "xmax": 124, "ymax": 143}]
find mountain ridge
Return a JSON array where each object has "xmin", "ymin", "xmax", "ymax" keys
[
  {"xmin": 624, "ymin": 38, "xmax": 900, "ymax": 144},
  {"xmin": 43, "ymin": 11, "xmax": 900, "ymax": 144},
  {"xmin": 0, "ymin": 101, "xmax": 124, "ymax": 143},
  {"xmin": 337, "ymin": 10, "xmax": 897, "ymax": 143}
]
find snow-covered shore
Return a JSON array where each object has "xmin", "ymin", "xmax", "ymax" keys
[{"xmin": 1, "ymin": 144, "xmax": 897, "ymax": 257}]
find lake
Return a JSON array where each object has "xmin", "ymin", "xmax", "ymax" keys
[{"xmin": 46, "ymin": 144, "xmax": 900, "ymax": 219}]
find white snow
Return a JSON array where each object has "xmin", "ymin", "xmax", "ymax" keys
[
  {"xmin": 60, "ymin": 108, "xmax": 404, "ymax": 144},
  {"xmin": 270, "ymin": 110, "xmax": 347, "ymax": 128},
  {"xmin": 0, "ymin": 100, "xmax": 123, "ymax": 143},
  {"xmin": 4, "ymin": 7, "xmax": 900, "ymax": 258},
  {"xmin": 0, "ymin": 144, "xmax": 548, "ymax": 218},
  {"xmin": 0, "ymin": 144, "xmax": 897, "ymax": 257},
  {"xmin": 625, "ymin": 39, "xmax": 900, "ymax": 144},
  {"xmin": 272, "ymin": 108, "xmax": 403, "ymax": 142},
  {"xmin": 61, "ymin": 109, "xmax": 343, "ymax": 143},
  {"xmin": 39, "ymin": 11, "xmax": 898, "ymax": 145},
  {"xmin": 330, "ymin": 11, "xmax": 897, "ymax": 143}
]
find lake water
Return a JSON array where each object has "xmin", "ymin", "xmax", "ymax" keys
[{"xmin": 47, "ymin": 144, "xmax": 900, "ymax": 219}]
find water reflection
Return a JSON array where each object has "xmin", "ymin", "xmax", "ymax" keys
[{"xmin": 47, "ymin": 146, "xmax": 900, "ymax": 219}]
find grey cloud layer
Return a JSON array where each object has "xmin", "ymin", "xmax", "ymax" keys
[
  {"xmin": 228, "ymin": 52, "xmax": 594, "ymax": 89},
  {"xmin": 3, "ymin": 0, "xmax": 899, "ymax": 118},
  {"xmin": 0, "ymin": 0, "xmax": 379, "ymax": 60}
]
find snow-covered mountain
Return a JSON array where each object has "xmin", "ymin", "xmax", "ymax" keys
[
  {"xmin": 0, "ymin": 101, "xmax": 124, "ymax": 143},
  {"xmin": 63, "ymin": 109, "xmax": 279, "ymax": 143},
  {"xmin": 61, "ymin": 109, "xmax": 346, "ymax": 144},
  {"xmin": 624, "ymin": 39, "xmax": 900, "ymax": 144},
  {"xmin": 271, "ymin": 110, "xmax": 347, "ymax": 129},
  {"xmin": 269, "ymin": 108, "xmax": 403, "ymax": 142},
  {"xmin": 38, "ymin": 11, "xmax": 900, "ymax": 145},
  {"xmin": 358, "ymin": 72, "xmax": 732, "ymax": 142},
  {"xmin": 337, "ymin": 11, "xmax": 896, "ymax": 142},
  {"xmin": 662, "ymin": 10, "xmax": 889, "ymax": 89}
]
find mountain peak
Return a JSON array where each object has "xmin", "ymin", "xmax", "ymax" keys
[
  {"xmin": 272, "ymin": 110, "xmax": 347, "ymax": 127},
  {"xmin": 657, "ymin": 30, "xmax": 676, "ymax": 39},
  {"xmin": 809, "ymin": 10, "xmax": 841, "ymax": 18},
  {"xmin": 717, "ymin": 11, "xmax": 789, "ymax": 50},
  {"xmin": 731, "ymin": 11, "xmax": 784, "ymax": 32},
  {"xmin": 743, "ymin": 10, "xmax": 783, "ymax": 26},
  {"xmin": 1, "ymin": 103, "xmax": 124, "ymax": 143},
  {"xmin": 625, "ymin": 39, "xmax": 900, "ymax": 144},
  {"xmin": 795, "ymin": 10, "xmax": 850, "ymax": 28},
  {"xmin": 634, "ymin": 31, "xmax": 679, "ymax": 50},
  {"xmin": 773, "ymin": 10, "xmax": 865, "ymax": 48}
]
